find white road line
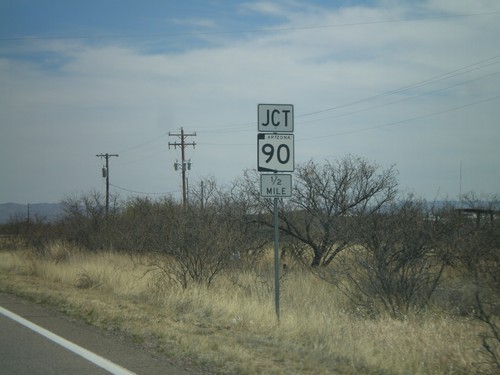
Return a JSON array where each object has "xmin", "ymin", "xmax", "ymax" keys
[{"xmin": 0, "ymin": 305, "xmax": 136, "ymax": 375}]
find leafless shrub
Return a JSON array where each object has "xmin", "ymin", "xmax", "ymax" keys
[
  {"xmin": 59, "ymin": 190, "xmax": 121, "ymax": 250},
  {"xmin": 75, "ymin": 271, "xmax": 102, "ymax": 289},
  {"xmin": 41, "ymin": 241, "xmax": 78, "ymax": 264},
  {"xmin": 454, "ymin": 193, "xmax": 500, "ymax": 371},
  {"xmin": 469, "ymin": 256, "xmax": 500, "ymax": 374},
  {"xmin": 4, "ymin": 213, "xmax": 56, "ymax": 253},
  {"xmin": 136, "ymin": 182, "xmax": 268, "ymax": 288},
  {"xmin": 318, "ymin": 197, "xmax": 447, "ymax": 318}
]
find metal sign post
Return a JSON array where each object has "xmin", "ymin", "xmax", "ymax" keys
[
  {"xmin": 273, "ymin": 196, "xmax": 280, "ymax": 321},
  {"xmin": 257, "ymin": 103, "xmax": 294, "ymax": 322}
]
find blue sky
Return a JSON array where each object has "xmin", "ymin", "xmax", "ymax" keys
[{"xmin": 1, "ymin": 0, "xmax": 499, "ymax": 203}]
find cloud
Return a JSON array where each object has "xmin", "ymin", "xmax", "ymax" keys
[
  {"xmin": 170, "ymin": 17, "xmax": 218, "ymax": 29},
  {"xmin": 240, "ymin": 1, "xmax": 291, "ymax": 17},
  {"xmin": 1, "ymin": 0, "xmax": 499, "ymax": 202}
]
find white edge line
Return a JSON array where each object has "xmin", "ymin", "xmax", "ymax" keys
[{"xmin": 0, "ymin": 305, "xmax": 136, "ymax": 375}]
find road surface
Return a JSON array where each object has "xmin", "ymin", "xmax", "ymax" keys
[{"xmin": 0, "ymin": 293, "xmax": 200, "ymax": 374}]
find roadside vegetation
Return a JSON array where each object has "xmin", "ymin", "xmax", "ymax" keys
[{"xmin": 0, "ymin": 155, "xmax": 498, "ymax": 374}]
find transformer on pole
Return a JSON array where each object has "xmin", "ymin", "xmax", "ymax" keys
[
  {"xmin": 96, "ymin": 153, "xmax": 118, "ymax": 215},
  {"xmin": 168, "ymin": 127, "xmax": 196, "ymax": 207}
]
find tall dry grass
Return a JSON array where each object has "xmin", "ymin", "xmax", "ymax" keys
[{"xmin": 0, "ymin": 242, "xmax": 485, "ymax": 374}]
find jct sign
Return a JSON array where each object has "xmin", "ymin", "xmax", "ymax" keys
[
  {"xmin": 258, "ymin": 104, "xmax": 294, "ymax": 133},
  {"xmin": 257, "ymin": 133, "xmax": 294, "ymax": 172}
]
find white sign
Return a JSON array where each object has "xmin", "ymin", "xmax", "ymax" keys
[
  {"xmin": 258, "ymin": 104, "xmax": 294, "ymax": 133},
  {"xmin": 257, "ymin": 133, "xmax": 294, "ymax": 172},
  {"xmin": 260, "ymin": 174, "xmax": 292, "ymax": 197}
]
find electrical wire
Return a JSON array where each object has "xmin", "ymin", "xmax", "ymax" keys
[
  {"xmin": 298, "ymin": 69, "xmax": 500, "ymax": 125},
  {"xmin": 92, "ymin": 53, "xmax": 500, "ymax": 156},
  {"xmin": 116, "ymin": 132, "xmax": 168, "ymax": 154},
  {"xmin": 296, "ymin": 55, "xmax": 500, "ymax": 119},
  {"xmin": 174, "ymin": 54, "xmax": 500, "ymax": 135},
  {"xmin": 192, "ymin": 93, "xmax": 500, "ymax": 146},
  {"xmin": 109, "ymin": 183, "xmax": 179, "ymax": 196},
  {"xmin": 299, "ymin": 94, "xmax": 500, "ymax": 142}
]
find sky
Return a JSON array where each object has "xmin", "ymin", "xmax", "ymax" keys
[{"xmin": 1, "ymin": 0, "xmax": 499, "ymax": 204}]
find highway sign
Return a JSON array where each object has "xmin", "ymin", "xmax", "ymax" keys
[
  {"xmin": 255, "ymin": 103, "xmax": 295, "ymax": 322},
  {"xmin": 258, "ymin": 104, "xmax": 294, "ymax": 133},
  {"xmin": 257, "ymin": 133, "xmax": 294, "ymax": 172},
  {"xmin": 260, "ymin": 174, "xmax": 292, "ymax": 197}
]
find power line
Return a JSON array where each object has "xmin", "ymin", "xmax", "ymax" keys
[
  {"xmin": 182, "ymin": 56, "xmax": 500, "ymax": 144},
  {"xmin": 299, "ymin": 94, "xmax": 500, "ymax": 141},
  {"xmin": 296, "ymin": 54, "xmax": 500, "ymax": 119},
  {"xmin": 109, "ymin": 183, "xmax": 178, "ymax": 196},
  {"xmin": 298, "ymin": 69, "xmax": 500, "ymax": 125},
  {"xmin": 88, "ymin": 53, "xmax": 500, "ymax": 156},
  {"xmin": 196, "ymin": 94, "xmax": 500, "ymax": 146},
  {"xmin": 117, "ymin": 132, "xmax": 168, "ymax": 154},
  {"xmin": 175, "ymin": 54, "xmax": 500, "ymax": 136}
]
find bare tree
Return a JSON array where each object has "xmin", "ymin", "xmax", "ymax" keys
[
  {"xmin": 245, "ymin": 155, "xmax": 398, "ymax": 267},
  {"xmin": 190, "ymin": 176, "xmax": 219, "ymax": 209}
]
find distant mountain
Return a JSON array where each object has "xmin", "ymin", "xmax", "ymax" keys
[{"xmin": 0, "ymin": 203, "xmax": 64, "ymax": 224}]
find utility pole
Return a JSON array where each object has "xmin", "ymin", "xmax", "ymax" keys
[
  {"xmin": 168, "ymin": 127, "xmax": 196, "ymax": 208},
  {"xmin": 96, "ymin": 153, "xmax": 119, "ymax": 215}
]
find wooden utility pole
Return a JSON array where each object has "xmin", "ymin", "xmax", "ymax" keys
[
  {"xmin": 96, "ymin": 153, "xmax": 119, "ymax": 215},
  {"xmin": 168, "ymin": 128, "xmax": 196, "ymax": 207}
]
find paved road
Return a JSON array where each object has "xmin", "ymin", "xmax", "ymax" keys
[{"xmin": 0, "ymin": 293, "xmax": 198, "ymax": 375}]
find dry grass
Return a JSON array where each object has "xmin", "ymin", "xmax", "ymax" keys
[{"xmin": 0, "ymin": 243, "xmax": 486, "ymax": 374}]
